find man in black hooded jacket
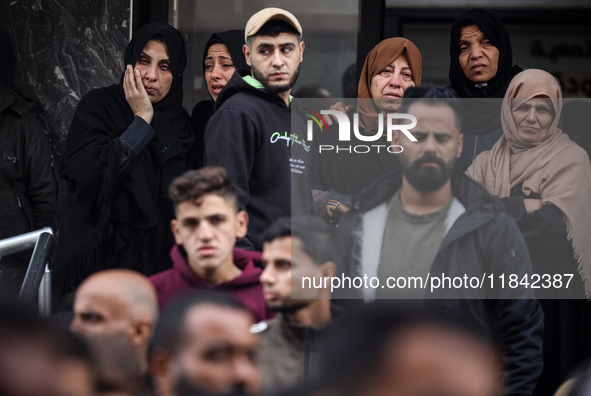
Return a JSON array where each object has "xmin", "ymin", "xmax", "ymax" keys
[
  {"xmin": 204, "ymin": 7, "xmax": 310, "ymax": 250},
  {"xmin": 0, "ymin": 30, "xmax": 59, "ymax": 298}
]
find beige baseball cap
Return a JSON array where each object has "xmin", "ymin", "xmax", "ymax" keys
[{"xmin": 244, "ymin": 7, "xmax": 302, "ymax": 42}]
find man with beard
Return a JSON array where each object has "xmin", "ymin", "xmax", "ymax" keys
[
  {"xmin": 337, "ymin": 85, "xmax": 543, "ymax": 396},
  {"xmin": 253, "ymin": 216, "xmax": 342, "ymax": 393},
  {"xmin": 204, "ymin": 8, "xmax": 309, "ymax": 250},
  {"xmin": 149, "ymin": 292, "xmax": 261, "ymax": 396}
]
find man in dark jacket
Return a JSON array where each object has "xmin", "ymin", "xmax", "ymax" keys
[
  {"xmin": 149, "ymin": 167, "xmax": 271, "ymax": 322},
  {"xmin": 0, "ymin": 31, "xmax": 58, "ymax": 298},
  {"xmin": 204, "ymin": 7, "xmax": 310, "ymax": 250},
  {"xmin": 253, "ymin": 216, "xmax": 342, "ymax": 393},
  {"xmin": 337, "ymin": 85, "xmax": 543, "ymax": 396}
]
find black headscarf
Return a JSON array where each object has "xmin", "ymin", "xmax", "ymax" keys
[
  {"xmin": 121, "ymin": 22, "xmax": 191, "ymax": 141},
  {"xmin": 187, "ymin": 30, "xmax": 250, "ymax": 169},
  {"xmin": 56, "ymin": 22, "xmax": 193, "ymax": 291},
  {"xmin": 448, "ymin": 9, "xmax": 524, "ymax": 140},
  {"xmin": 201, "ymin": 29, "xmax": 250, "ymax": 77},
  {"xmin": 449, "ymin": 8, "xmax": 522, "ymax": 99}
]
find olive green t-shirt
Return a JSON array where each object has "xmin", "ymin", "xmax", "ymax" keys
[{"xmin": 376, "ymin": 189, "xmax": 452, "ymax": 299}]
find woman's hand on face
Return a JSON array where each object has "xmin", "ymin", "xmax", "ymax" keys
[
  {"xmin": 524, "ymin": 198, "xmax": 543, "ymax": 214},
  {"xmin": 123, "ymin": 65, "xmax": 154, "ymax": 124}
]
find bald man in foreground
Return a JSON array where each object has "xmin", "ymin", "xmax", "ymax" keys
[{"xmin": 70, "ymin": 269, "xmax": 158, "ymax": 373}]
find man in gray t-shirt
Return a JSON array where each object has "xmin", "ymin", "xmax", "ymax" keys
[
  {"xmin": 378, "ymin": 191, "xmax": 453, "ymax": 298},
  {"xmin": 337, "ymin": 85, "xmax": 543, "ymax": 396}
]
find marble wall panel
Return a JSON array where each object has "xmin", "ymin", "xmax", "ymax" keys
[{"xmin": 0, "ymin": 0, "xmax": 130, "ymax": 156}]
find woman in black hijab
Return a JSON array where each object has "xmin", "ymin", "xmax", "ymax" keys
[
  {"xmin": 55, "ymin": 22, "xmax": 194, "ymax": 294},
  {"xmin": 188, "ymin": 30, "xmax": 250, "ymax": 168},
  {"xmin": 449, "ymin": 8, "xmax": 523, "ymax": 170}
]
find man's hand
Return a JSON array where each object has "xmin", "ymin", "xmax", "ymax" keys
[
  {"xmin": 524, "ymin": 198, "xmax": 543, "ymax": 214},
  {"xmin": 325, "ymin": 101, "xmax": 354, "ymax": 126},
  {"xmin": 123, "ymin": 65, "xmax": 154, "ymax": 124}
]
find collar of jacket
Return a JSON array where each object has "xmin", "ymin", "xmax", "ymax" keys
[
  {"xmin": 351, "ymin": 171, "xmax": 508, "ymax": 300},
  {"xmin": 170, "ymin": 244, "xmax": 262, "ymax": 288},
  {"xmin": 278, "ymin": 304, "xmax": 345, "ymax": 348},
  {"xmin": 352, "ymin": 169, "xmax": 508, "ymax": 281},
  {"xmin": 356, "ymin": 169, "xmax": 504, "ymax": 216},
  {"xmin": 242, "ymin": 75, "xmax": 294, "ymax": 106},
  {"xmin": 214, "ymin": 69, "xmax": 291, "ymax": 111}
]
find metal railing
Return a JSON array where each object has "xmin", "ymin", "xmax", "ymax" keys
[{"xmin": 0, "ymin": 227, "xmax": 55, "ymax": 316}]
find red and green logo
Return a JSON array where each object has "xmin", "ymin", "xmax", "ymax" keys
[{"xmin": 303, "ymin": 108, "xmax": 328, "ymax": 132}]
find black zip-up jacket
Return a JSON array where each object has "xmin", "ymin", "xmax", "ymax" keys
[
  {"xmin": 0, "ymin": 83, "xmax": 59, "ymax": 272},
  {"xmin": 205, "ymin": 71, "xmax": 311, "ymax": 250},
  {"xmin": 337, "ymin": 170, "xmax": 544, "ymax": 396}
]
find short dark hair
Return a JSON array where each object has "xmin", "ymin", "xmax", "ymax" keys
[
  {"xmin": 247, "ymin": 19, "xmax": 301, "ymax": 46},
  {"xmin": 399, "ymin": 84, "xmax": 463, "ymax": 131},
  {"xmin": 169, "ymin": 166, "xmax": 238, "ymax": 211},
  {"xmin": 150, "ymin": 292, "xmax": 248, "ymax": 357},
  {"xmin": 262, "ymin": 217, "xmax": 291, "ymax": 243},
  {"xmin": 263, "ymin": 216, "xmax": 338, "ymax": 267}
]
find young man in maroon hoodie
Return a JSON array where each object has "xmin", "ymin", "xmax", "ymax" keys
[{"xmin": 149, "ymin": 166, "xmax": 272, "ymax": 321}]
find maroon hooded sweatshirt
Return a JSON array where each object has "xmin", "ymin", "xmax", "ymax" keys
[{"xmin": 149, "ymin": 245, "xmax": 273, "ymax": 322}]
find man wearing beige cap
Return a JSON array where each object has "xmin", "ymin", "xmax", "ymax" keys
[{"xmin": 204, "ymin": 7, "xmax": 310, "ymax": 251}]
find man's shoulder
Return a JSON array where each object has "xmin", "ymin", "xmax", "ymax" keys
[
  {"xmin": 477, "ymin": 208, "xmax": 521, "ymax": 238},
  {"xmin": 0, "ymin": 89, "xmax": 35, "ymax": 118},
  {"xmin": 215, "ymin": 90, "xmax": 270, "ymax": 115},
  {"xmin": 250, "ymin": 317, "xmax": 279, "ymax": 335},
  {"xmin": 0, "ymin": 102, "xmax": 45, "ymax": 142},
  {"xmin": 447, "ymin": 184, "xmax": 514, "ymax": 235},
  {"xmin": 351, "ymin": 171, "xmax": 403, "ymax": 213},
  {"xmin": 447, "ymin": 188, "xmax": 524, "ymax": 256}
]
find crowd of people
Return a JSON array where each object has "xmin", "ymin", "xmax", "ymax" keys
[{"xmin": 2, "ymin": 5, "xmax": 591, "ymax": 396}]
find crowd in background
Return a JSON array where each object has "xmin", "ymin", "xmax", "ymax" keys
[{"xmin": 1, "ymin": 5, "xmax": 591, "ymax": 396}]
